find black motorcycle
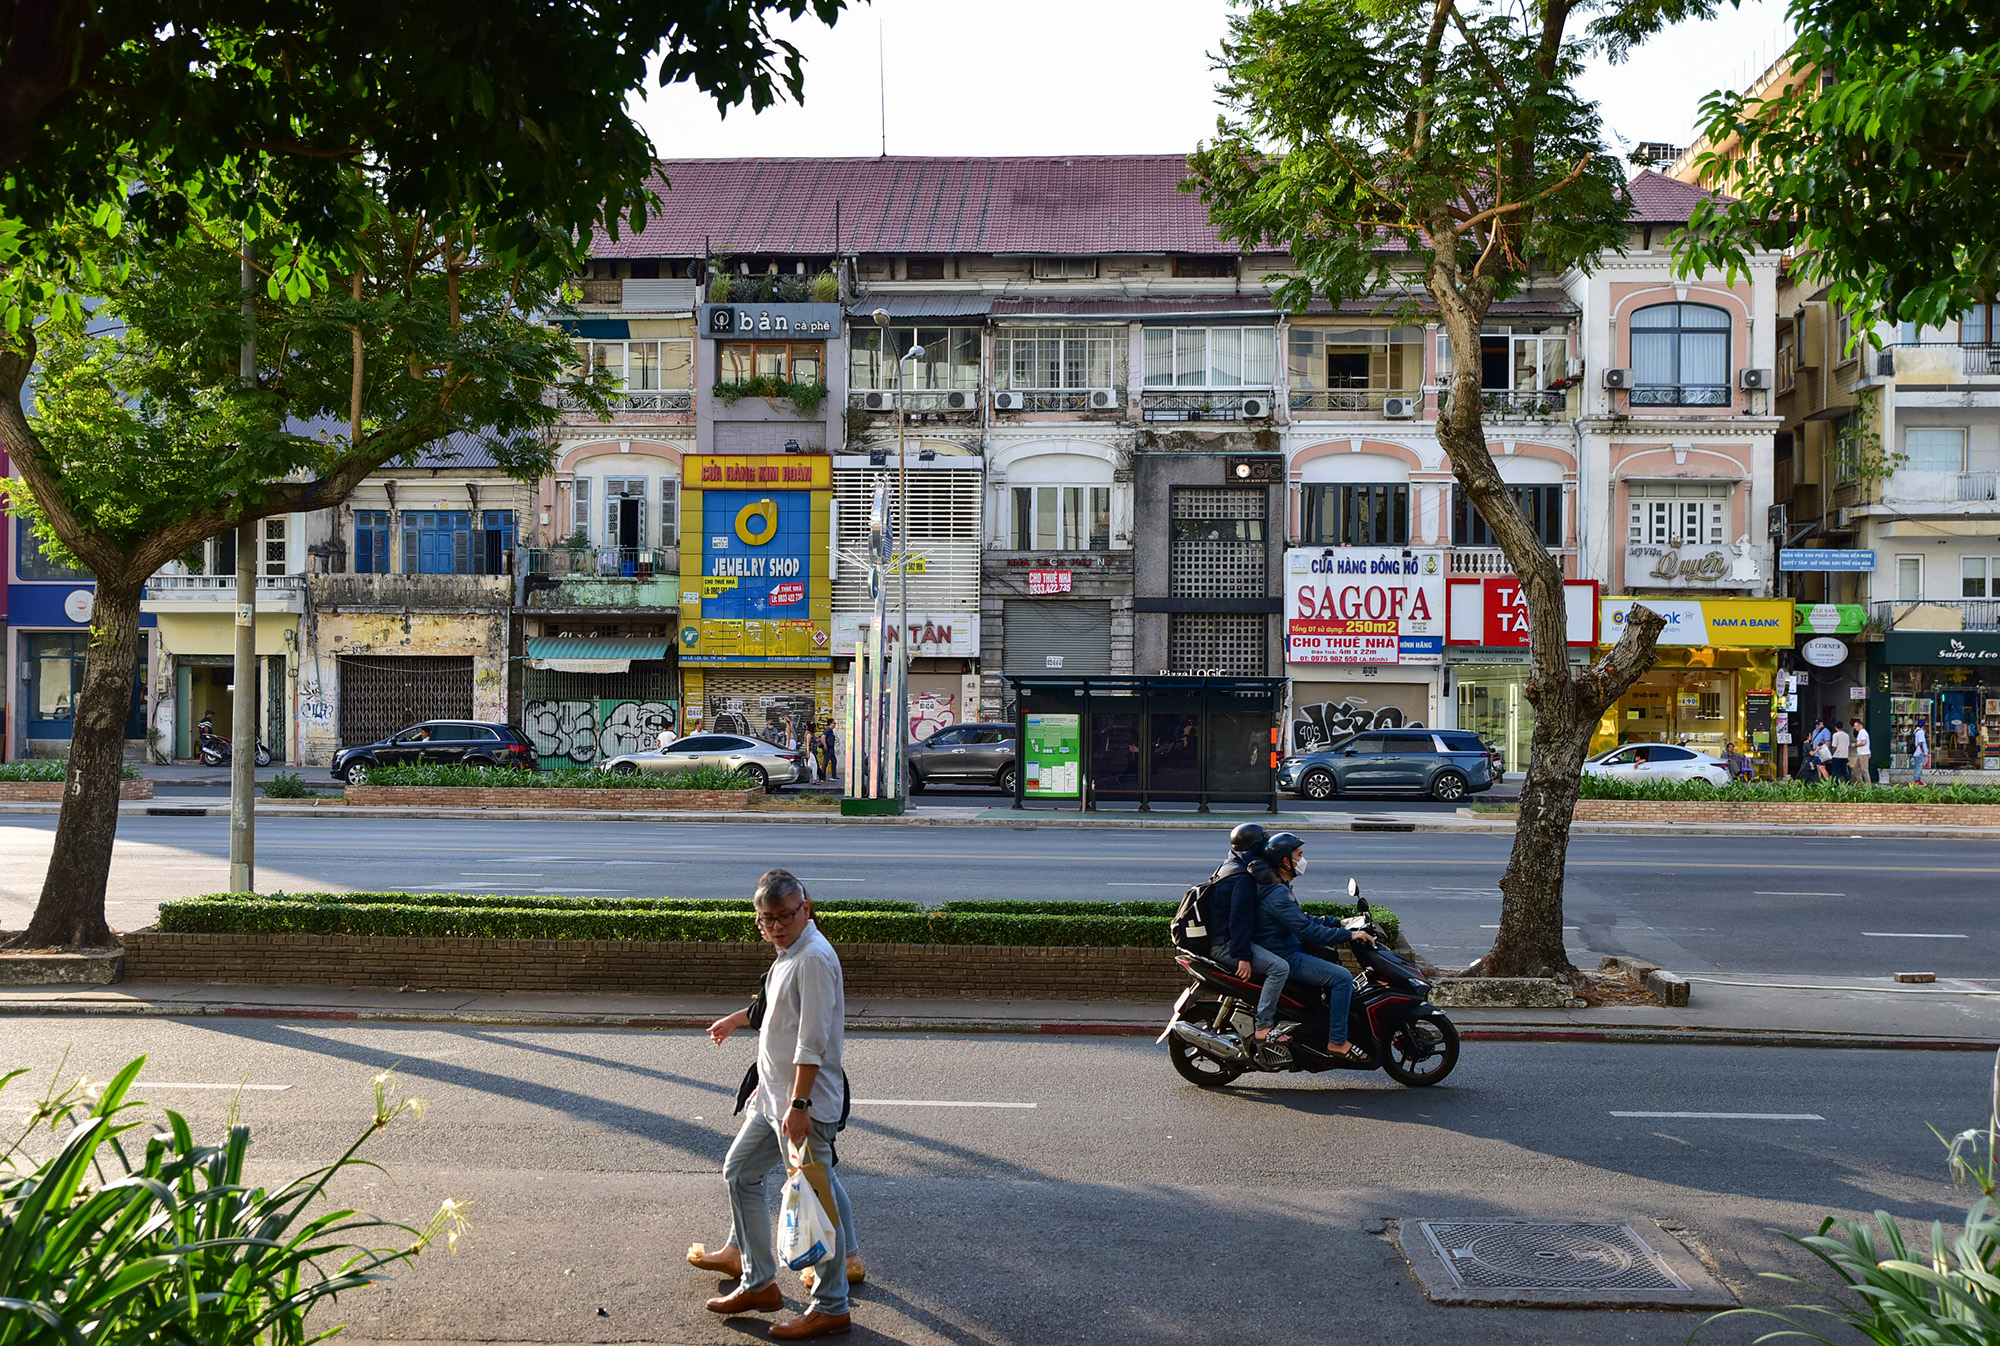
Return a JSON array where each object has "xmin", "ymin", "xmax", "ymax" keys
[
  {"xmin": 196, "ymin": 713, "xmax": 272, "ymax": 767},
  {"xmin": 1160, "ymin": 878, "xmax": 1460, "ymax": 1088}
]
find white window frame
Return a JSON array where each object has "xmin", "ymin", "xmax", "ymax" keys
[
  {"xmin": 1011, "ymin": 485, "xmax": 1111, "ymax": 550},
  {"xmin": 1142, "ymin": 326, "xmax": 1276, "ymax": 389},
  {"xmin": 996, "ymin": 326, "xmax": 1122, "ymax": 391},
  {"xmin": 1896, "ymin": 554, "xmax": 1923, "ymax": 602},
  {"xmin": 1905, "ymin": 426, "xmax": 1969, "ymax": 473},
  {"xmin": 571, "ymin": 477, "xmax": 591, "ymax": 540},
  {"xmin": 1627, "ymin": 482, "xmax": 1729, "ymax": 548},
  {"xmin": 660, "ymin": 477, "xmax": 679, "ymax": 549},
  {"xmin": 261, "ymin": 516, "xmax": 289, "ymax": 577},
  {"xmin": 849, "ymin": 325, "xmax": 982, "ymax": 391},
  {"xmin": 572, "ymin": 338, "xmax": 693, "ymax": 391},
  {"xmin": 1031, "ymin": 257, "xmax": 1099, "ymax": 280},
  {"xmin": 1962, "ymin": 555, "xmax": 1993, "ymax": 600},
  {"xmin": 1437, "ymin": 323, "xmax": 1569, "ymax": 390}
]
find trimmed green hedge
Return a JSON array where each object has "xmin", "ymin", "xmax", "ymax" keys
[
  {"xmin": 362, "ymin": 763, "xmax": 758, "ymax": 790},
  {"xmin": 1577, "ymin": 775, "xmax": 2000, "ymax": 804},
  {"xmin": 155, "ymin": 891, "xmax": 1398, "ymax": 947},
  {"xmin": 0, "ymin": 758, "xmax": 140, "ymax": 782}
]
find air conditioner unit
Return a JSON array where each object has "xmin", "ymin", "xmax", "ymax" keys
[
  {"xmin": 943, "ymin": 389, "xmax": 978, "ymax": 411},
  {"xmin": 1087, "ymin": 388, "xmax": 1119, "ymax": 411},
  {"xmin": 1240, "ymin": 396, "xmax": 1271, "ymax": 419},
  {"xmin": 1601, "ymin": 368, "xmax": 1630, "ymax": 390},
  {"xmin": 861, "ymin": 390, "xmax": 896, "ymax": 412},
  {"xmin": 1566, "ymin": 356, "xmax": 1585, "ymax": 378},
  {"xmin": 1738, "ymin": 368, "xmax": 1771, "ymax": 390},
  {"xmin": 993, "ymin": 390, "xmax": 1025, "ymax": 411},
  {"xmin": 1382, "ymin": 396, "xmax": 1418, "ymax": 419},
  {"xmin": 1834, "ymin": 507, "xmax": 1853, "ymax": 529}
]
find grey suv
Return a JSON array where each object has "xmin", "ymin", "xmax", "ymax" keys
[
  {"xmin": 1277, "ymin": 729, "xmax": 1497, "ymax": 801},
  {"xmin": 907, "ymin": 722, "xmax": 1018, "ymax": 794}
]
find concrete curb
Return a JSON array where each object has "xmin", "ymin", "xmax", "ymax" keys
[
  {"xmin": 0, "ymin": 996, "xmax": 1992, "ymax": 1049},
  {"xmin": 7, "ymin": 799, "xmax": 1999, "ymax": 838}
]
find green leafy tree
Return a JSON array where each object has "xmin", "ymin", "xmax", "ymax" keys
[
  {"xmin": 1187, "ymin": 0, "xmax": 1699, "ymax": 980},
  {"xmin": 2, "ymin": 207, "xmax": 605, "ymax": 950},
  {"xmin": 1675, "ymin": 0, "xmax": 2000, "ymax": 331}
]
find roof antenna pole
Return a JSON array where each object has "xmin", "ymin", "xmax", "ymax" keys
[{"xmin": 878, "ymin": 17, "xmax": 887, "ymax": 157}]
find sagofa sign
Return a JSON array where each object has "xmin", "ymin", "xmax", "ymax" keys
[
  {"xmin": 678, "ymin": 454, "xmax": 831, "ymax": 666},
  {"xmin": 1284, "ymin": 547, "xmax": 1444, "ymax": 664},
  {"xmin": 1599, "ymin": 597, "xmax": 1794, "ymax": 647}
]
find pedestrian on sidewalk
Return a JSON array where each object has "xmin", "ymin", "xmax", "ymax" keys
[
  {"xmin": 1912, "ymin": 722, "xmax": 1930, "ymax": 784},
  {"xmin": 689, "ymin": 870, "xmax": 860, "ymax": 1339},
  {"xmin": 1828, "ymin": 721, "xmax": 1851, "ymax": 783},
  {"xmin": 820, "ymin": 719, "xmax": 839, "ymax": 781},
  {"xmin": 1850, "ymin": 718, "xmax": 1871, "ymax": 785}
]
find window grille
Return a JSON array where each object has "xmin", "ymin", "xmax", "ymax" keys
[
  {"xmin": 832, "ymin": 467, "xmax": 983, "ymax": 613},
  {"xmin": 1170, "ymin": 488, "xmax": 1266, "ymax": 597},
  {"xmin": 1169, "ymin": 613, "xmax": 1267, "ymax": 675}
]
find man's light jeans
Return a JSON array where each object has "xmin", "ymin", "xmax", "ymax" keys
[
  {"xmin": 724, "ymin": 1111, "xmax": 853, "ymax": 1316},
  {"xmin": 1249, "ymin": 944, "xmax": 1291, "ymax": 1029}
]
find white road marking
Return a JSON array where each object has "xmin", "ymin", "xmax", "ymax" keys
[
  {"xmin": 140, "ymin": 1082, "xmax": 291, "ymax": 1092},
  {"xmin": 1754, "ymin": 891, "xmax": 1844, "ymax": 897},
  {"xmin": 1432, "ymin": 887, "xmax": 1499, "ymax": 893},
  {"xmin": 852, "ymin": 1099, "xmax": 1037, "ymax": 1109},
  {"xmin": 461, "ymin": 872, "xmax": 543, "ymax": 877},
  {"xmin": 795, "ymin": 877, "xmax": 866, "ymax": 882},
  {"xmin": 1861, "ymin": 932, "xmax": 1967, "ymax": 939},
  {"xmin": 1612, "ymin": 1111, "xmax": 1822, "ymax": 1120},
  {"xmin": 1106, "ymin": 882, "xmax": 1187, "ymax": 888}
]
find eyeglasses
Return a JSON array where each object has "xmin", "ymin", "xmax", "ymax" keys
[{"xmin": 754, "ymin": 904, "xmax": 805, "ymax": 928}]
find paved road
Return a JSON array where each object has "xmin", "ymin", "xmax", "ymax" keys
[
  {"xmin": 5, "ymin": 816, "xmax": 1997, "ymax": 978},
  {"xmin": 3, "ymin": 1018, "xmax": 1985, "ymax": 1345}
]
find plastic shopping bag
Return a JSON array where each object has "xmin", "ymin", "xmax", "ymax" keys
[{"xmin": 777, "ymin": 1138, "xmax": 838, "ymax": 1272}]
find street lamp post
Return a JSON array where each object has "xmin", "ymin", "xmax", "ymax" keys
[{"xmin": 871, "ymin": 308, "xmax": 923, "ymax": 805}]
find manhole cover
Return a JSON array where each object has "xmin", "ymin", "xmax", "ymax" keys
[{"xmin": 1417, "ymin": 1221, "xmax": 1688, "ymax": 1292}]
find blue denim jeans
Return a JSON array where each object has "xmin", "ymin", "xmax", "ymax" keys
[
  {"xmin": 1285, "ymin": 949, "xmax": 1356, "ymax": 1045},
  {"xmin": 1248, "ymin": 944, "xmax": 1291, "ymax": 1029},
  {"xmin": 723, "ymin": 1111, "xmax": 853, "ymax": 1316}
]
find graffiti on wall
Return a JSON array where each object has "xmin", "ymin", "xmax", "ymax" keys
[
  {"xmin": 1291, "ymin": 696, "xmax": 1427, "ymax": 753},
  {"xmin": 909, "ymin": 690, "xmax": 956, "ymax": 741},
  {"xmin": 524, "ymin": 698, "xmax": 678, "ymax": 766}
]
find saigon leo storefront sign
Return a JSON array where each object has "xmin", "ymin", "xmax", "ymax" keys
[{"xmin": 1284, "ymin": 547, "xmax": 1444, "ymax": 664}]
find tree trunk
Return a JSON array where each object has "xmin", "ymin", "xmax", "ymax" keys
[
  {"xmin": 7, "ymin": 577, "xmax": 142, "ymax": 950},
  {"xmin": 1423, "ymin": 253, "xmax": 1666, "ymax": 981}
]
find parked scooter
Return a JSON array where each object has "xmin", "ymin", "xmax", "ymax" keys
[
  {"xmin": 1159, "ymin": 877, "xmax": 1460, "ymax": 1088},
  {"xmin": 196, "ymin": 711, "xmax": 272, "ymax": 767}
]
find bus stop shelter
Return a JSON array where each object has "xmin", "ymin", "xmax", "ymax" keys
[{"xmin": 1003, "ymin": 675, "xmax": 1286, "ymax": 812}]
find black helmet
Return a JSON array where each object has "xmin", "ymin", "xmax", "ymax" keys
[
  {"xmin": 1263, "ymin": 832, "xmax": 1305, "ymax": 865},
  {"xmin": 1228, "ymin": 822, "xmax": 1267, "ymax": 854}
]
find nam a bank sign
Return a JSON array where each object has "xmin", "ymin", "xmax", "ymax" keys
[{"xmin": 1600, "ymin": 598, "xmax": 1793, "ymax": 647}]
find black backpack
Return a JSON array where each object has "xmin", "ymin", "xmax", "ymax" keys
[{"xmin": 1170, "ymin": 866, "xmax": 1239, "ymax": 957}]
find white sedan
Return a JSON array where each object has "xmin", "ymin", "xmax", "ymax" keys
[{"xmin": 1582, "ymin": 742, "xmax": 1731, "ymax": 787}]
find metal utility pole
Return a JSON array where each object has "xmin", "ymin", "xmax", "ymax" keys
[
  {"xmin": 895, "ymin": 342, "xmax": 911, "ymax": 804},
  {"xmin": 230, "ymin": 241, "xmax": 257, "ymax": 893}
]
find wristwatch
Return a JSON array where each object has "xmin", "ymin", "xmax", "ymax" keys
[{"xmin": 790, "ymin": 1097, "xmax": 811, "ymax": 1111}]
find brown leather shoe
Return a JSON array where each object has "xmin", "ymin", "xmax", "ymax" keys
[
  {"xmin": 800, "ymin": 1254, "xmax": 866, "ymax": 1292},
  {"xmin": 769, "ymin": 1309, "xmax": 852, "ymax": 1339},
  {"xmin": 687, "ymin": 1242, "xmax": 743, "ymax": 1277},
  {"xmin": 705, "ymin": 1282, "xmax": 783, "ymax": 1315}
]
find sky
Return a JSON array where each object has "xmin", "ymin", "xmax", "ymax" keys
[{"xmin": 632, "ymin": 0, "xmax": 1795, "ymax": 164}]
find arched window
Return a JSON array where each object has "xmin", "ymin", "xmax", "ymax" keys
[{"xmin": 1629, "ymin": 303, "xmax": 1731, "ymax": 406}]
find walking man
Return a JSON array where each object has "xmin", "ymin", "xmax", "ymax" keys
[
  {"xmin": 693, "ymin": 870, "xmax": 858, "ymax": 1338},
  {"xmin": 1913, "ymin": 721, "xmax": 1931, "ymax": 784},
  {"xmin": 1828, "ymin": 719, "xmax": 1851, "ymax": 782},
  {"xmin": 1850, "ymin": 717, "xmax": 1871, "ymax": 785}
]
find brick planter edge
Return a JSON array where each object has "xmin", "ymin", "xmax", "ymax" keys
[{"xmin": 0, "ymin": 780, "xmax": 154, "ymax": 801}]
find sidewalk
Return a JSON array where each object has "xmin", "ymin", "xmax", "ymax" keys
[{"xmin": 2, "ymin": 973, "xmax": 1995, "ymax": 1049}]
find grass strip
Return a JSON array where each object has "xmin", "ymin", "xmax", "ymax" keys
[
  {"xmin": 362, "ymin": 763, "xmax": 759, "ymax": 790},
  {"xmin": 1578, "ymin": 775, "xmax": 2000, "ymax": 804}
]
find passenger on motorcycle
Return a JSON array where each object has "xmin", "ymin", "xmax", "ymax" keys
[
  {"xmin": 1254, "ymin": 833, "xmax": 1376, "ymax": 1063},
  {"xmin": 1212, "ymin": 824, "xmax": 1290, "ymax": 1061}
]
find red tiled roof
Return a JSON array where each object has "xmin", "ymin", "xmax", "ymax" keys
[
  {"xmin": 1621, "ymin": 169, "xmax": 1725, "ymax": 224},
  {"xmin": 595, "ymin": 156, "xmax": 1235, "ymax": 258}
]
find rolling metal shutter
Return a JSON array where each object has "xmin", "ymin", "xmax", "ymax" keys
[
  {"xmin": 1003, "ymin": 600, "xmax": 1112, "ymax": 675},
  {"xmin": 337, "ymin": 656, "xmax": 475, "ymax": 748}
]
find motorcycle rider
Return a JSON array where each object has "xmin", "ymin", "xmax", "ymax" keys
[
  {"xmin": 1254, "ymin": 833, "xmax": 1376, "ymax": 1063},
  {"xmin": 1212, "ymin": 823, "xmax": 1290, "ymax": 1062}
]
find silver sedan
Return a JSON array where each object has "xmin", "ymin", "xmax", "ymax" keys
[{"xmin": 600, "ymin": 732, "xmax": 805, "ymax": 789}]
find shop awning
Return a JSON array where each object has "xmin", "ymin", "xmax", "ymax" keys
[{"xmin": 524, "ymin": 637, "xmax": 673, "ymax": 674}]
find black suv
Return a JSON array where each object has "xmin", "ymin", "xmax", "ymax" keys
[
  {"xmin": 906, "ymin": 722, "xmax": 1018, "ymax": 794},
  {"xmin": 331, "ymin": 721, "xmax": 538, "ymax": 784}
]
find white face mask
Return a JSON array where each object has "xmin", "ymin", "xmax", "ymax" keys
[{"xmin": 1292, "ymin": 856, "xmax": 1309, "ymax": 875}]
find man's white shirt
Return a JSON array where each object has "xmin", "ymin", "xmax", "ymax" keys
[{"xmin": 755, "ymin": 919, "xmax": 847, "ymax": 1126}]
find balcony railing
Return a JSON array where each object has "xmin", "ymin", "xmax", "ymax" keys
[
  {"xmin": 1884, "ymin": 471, "xmax": 2000, "ymax": 504},
  {"xmin": 847, "ymin": 389, "xmax": 980, "ymax": 413},
  {"xmin": 143, "ymin": 574, "xmax": 306, "ymax": 599},
  {"xmin": 1437, "ymin": 388, "xmax": 1570, "ymax": 419},
  {"xmin": 997, "ymin": 389, "xmax": 1121, "ymax": 413},
  {"xmin": 1869, "ymin": 599, "xmax": 2000, "ymax": 632},
  {"xmin": 1287, "ymin": 388, "xmax": 1419, "ymax": 415},
  {"xmin": 1628, "ymin": 385, "xmax": 1731, "ymax": 407},
  {"xmin": 1448, "ymin": 547, "xmax": 1575, "ymax": 576},
  {"xmin": 1870, "ymin": 343, "xmax": 2000, "ymax": 381},
  {"xmin": 557, "ymin": 390, "xmax": 692, "ymax": 414},
  {"xmin": 523, "ymin": 545, "xmax": 679, "ymax": 578},
  {"xmin": 1139, "ymin": 390, "xmax": 1271, "ymax": 422},
  {"xmin": 308, "ymin": 573, "xmax": 513, "ymax": 610}
]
